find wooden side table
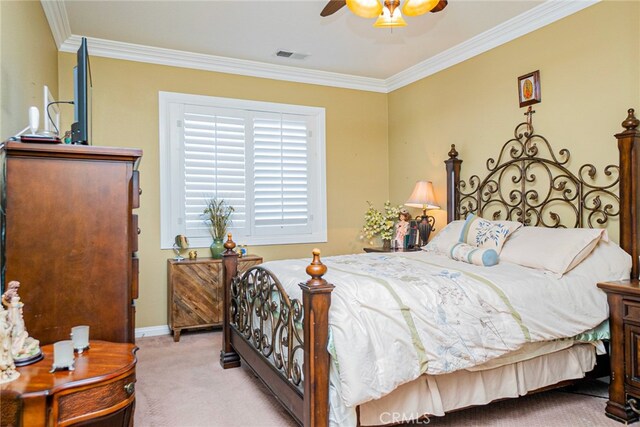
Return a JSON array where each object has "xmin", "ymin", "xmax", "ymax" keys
[
  {"xmin": 0, "ymin": 341, "xmax": 137, "ymax": 427},
  {"xmin": 597, "ymin": 279, "xmax": 640, "ymax": 423},
  {"xmin": 363, "ymin": 247, "xmax": 421, "ymax": 253},
  {"xmin": 168, "ymin": 255, "xmax": 263, "ymax": 342}
]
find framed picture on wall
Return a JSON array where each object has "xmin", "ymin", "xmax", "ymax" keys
[{"xmin": 517, "ymin": 70, "xmax": 541, "ymax": 108}]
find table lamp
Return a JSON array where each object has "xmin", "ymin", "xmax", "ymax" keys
[{"xmin": 405, "ymin": 181, "xmax": 440, "ymax": 246}]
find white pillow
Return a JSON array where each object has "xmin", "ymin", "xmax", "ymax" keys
[
  {"xmin": 567, "ymin": 238, "xmax": 632, "ymax": 282},
  {"xmin": 422, "ymin": 220, "xmax": 464, "ymax": 254},
  {"xmin": 460, "ymin": 213, "xmax": 523, "ymax": 254},
  {"xmin": 500, "ymin": 226, "xmax": 609, "ymax": 277}
]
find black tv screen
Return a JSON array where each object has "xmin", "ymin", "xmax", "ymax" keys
[{"xmin": 71, "ymin": 37, "xmax": 90, "ymax": 145}]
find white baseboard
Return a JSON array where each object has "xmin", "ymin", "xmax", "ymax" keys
[{"xmin": 135, "ymin": 325, "xmax": 171, "ymax": 338}]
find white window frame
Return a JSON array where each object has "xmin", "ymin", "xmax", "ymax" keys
[{"xmin": 159, "ymin": 91, "xmax": 327, "ymax": 249}]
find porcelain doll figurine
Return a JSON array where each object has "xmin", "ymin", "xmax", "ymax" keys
[
  {"xmin": 2, "ymin": 281, "xmax": 41, "ymax": 361},
  {"xmin": 0, "ymin": 307, "xmax": 19, "ymax": 383},
  {"xmin": 394, "ymin": 209, "xmax": 411, "ymax": 249}
]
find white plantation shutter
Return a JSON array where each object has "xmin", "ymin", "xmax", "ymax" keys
[
  {"xmin": 159, "ymin": 92, "xmax": 326, "ymax": 248},
  {"xmin": 252, "ymin": 112, "xmax": 311, "ymax": 236},
  {"xmin": 182, "ymin": 105, "xmax": 247, "ymax": 238}
]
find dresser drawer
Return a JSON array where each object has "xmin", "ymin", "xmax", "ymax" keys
[
  {"xmin": 624, "ymin": 299, "xmax": 640, "ymax": 323},
  {"xmin": 55, "ymin": 373, "xmax": 136, "ymax": 426}
]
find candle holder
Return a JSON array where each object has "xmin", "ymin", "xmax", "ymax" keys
[
  {"xmin": 50, "ymin": 340, "xmax": 75, "ymax": 373},
  {"xmin": 71, "ymin": 325, "xmax": 90, "ymax": 353}
]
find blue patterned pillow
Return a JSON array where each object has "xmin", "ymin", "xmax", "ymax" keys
[
  {"xmin": 460, "ymin": 213, "xmax": 522, "ymax": 254},
  {"xmin": 448, "ymin": 242, "xmax": 499, "ymax": 266}
]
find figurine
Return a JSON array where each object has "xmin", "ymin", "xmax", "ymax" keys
[
  {"xmin": 394, "ymin": 209, "xmax": 411, "ymax": 249},
  {"xmin": 0, "ymin": 306, "xmax": 19, "ymax": 383},
  {"xmin": 2, "ymin": 281, "xmax": 41, "ymax": 362},
  {"xmin": 188, "ymin": 250, "xmax": 198, "ymax": 260}
]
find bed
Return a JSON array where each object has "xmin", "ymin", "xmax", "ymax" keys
[{"xmin": 219, "ymin": 108, "xmax": 640, "ymax": 427}]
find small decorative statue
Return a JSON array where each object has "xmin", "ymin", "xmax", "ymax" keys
[
  {"xmin": 0, "ymin": 306, "xmax": 19, "ymax": 383},
  {"xmin": 2, "ymin": 281, "xmax": 41, "ymax": 363},
  {"xmin": 394, "ymin": 209, "xmax": 411, "ymax": 249},
  {"xmin": 188, "ymin": 250, "xmax": 198, "ymax": 260},
  {"xmin": 173, "ymin": 235, "xmax": 189, "ymax": 261}
]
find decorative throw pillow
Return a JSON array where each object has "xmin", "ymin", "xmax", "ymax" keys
[
  {"xmin": 459, "ymin": 213, "xmax": 522, "ymax": 253},
  {"xmin": 448, "ymin": 242, "xmax": 499, "ymax": 267},
  {"xmin": 422, "ymin": 220, "xmax": 465, "ymax": 254}
]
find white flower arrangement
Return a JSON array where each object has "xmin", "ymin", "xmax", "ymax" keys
[{"xmin": 360, "ymin": 201, "xmax": 402, "ymax": 242}]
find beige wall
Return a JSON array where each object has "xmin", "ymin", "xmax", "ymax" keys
[
  {"xmin": 57, "ymin": 54, "xmax": 389, "ymax": 328},
  {"xmin": 1, "ymin": 0, "xmax": 58, "ymax": 138},
  {"xmin": 389, "ymin": 1, "xmax": 640, "ymax": 242},
  {"xmin": 34, "ymin": 0, "xmax": 640, "ymax": 329}
]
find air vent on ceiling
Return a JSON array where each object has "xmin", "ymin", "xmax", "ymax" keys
[{"xmin": 275, "ymin": 50, "xmax": 309, "ymax": 60}]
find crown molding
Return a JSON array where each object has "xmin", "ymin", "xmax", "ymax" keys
[
  {"xmin": 51, "ymin": 0, "xmax": 598, "ymax": 93},
  {"xmin": 40, "ymin": 0, "xmax": 71, "ymax": 49},
  {"xmin": 59, "ymin": 35, "xmax": 388, "ymax": 93},
  {"xmin": 385, "ymin": 0, "xmax": 599, "ymax": 92}
]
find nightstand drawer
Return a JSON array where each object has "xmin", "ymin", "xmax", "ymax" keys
[
  {"xmin": 624, "ymin": 300, "xmax": 640, "ymax": 323},
  {"xmin": 55, "ymin": 373, "xmax": 136, "ymax": 425},
  {"xmin": 625, "ymin": 324, "xmax": 640, "ymax": 390}
]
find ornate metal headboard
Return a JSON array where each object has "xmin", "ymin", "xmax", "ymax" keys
[
  {"xmin": 445, "ymin": 116, "xmax": 619, "ymax": 228},
  {"xmin": 444, "ymin": 108, "xmax": 640, "ymax": 279}
]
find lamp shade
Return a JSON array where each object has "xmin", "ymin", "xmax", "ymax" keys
[
  {"xmin": 405, "ymin": 181, "xmax": 440, "ymax": 210},
  {"xmin": 346, "ymin": 0, "xmax": 383, "ymax": 18},
  {"xmin": 402, "ymin": 0, "xmax": 440, "ymax": 17}
]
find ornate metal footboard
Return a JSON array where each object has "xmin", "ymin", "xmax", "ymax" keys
[
  {"xmin": 230, "ymin": 264, "xmax": 305, "ymax": 390},
  {"xmin": 220, "ymin": 237, "xmax": 334, "ymax": 427}
]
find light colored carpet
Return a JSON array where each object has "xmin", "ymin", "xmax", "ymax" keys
[{"xmin": 135, "ymin": 331, "xmax": 618, "ymax": 426}]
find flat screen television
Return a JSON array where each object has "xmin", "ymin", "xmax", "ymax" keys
[{"xmin": 71, "ymin": 37, "xmax": 91, "ymax": 145}]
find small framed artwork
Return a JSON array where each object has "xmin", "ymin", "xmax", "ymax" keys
[{"xmin": 517, "ymin": 70, "xmax": 541, "ymax": 108}]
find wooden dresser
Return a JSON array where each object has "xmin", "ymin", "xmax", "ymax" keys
[
  {"xmin": 598, "ymin": 279, "xmax": 640, "ymax": 423},
  {"xmin": 168, "ymin": 255, "xmax": 262, "ymax": 341},
  {"xmin": 4, "ymin": 142, "xmax": 142, "ymax": 345},
  {"xmin": 1, "ymin": 341, "xmax": 137, "ymax": 427}
]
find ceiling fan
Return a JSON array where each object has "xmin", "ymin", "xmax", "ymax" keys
[{"xmin": 321, "ymin": 0, "xmax": 448, "ymax": 28}]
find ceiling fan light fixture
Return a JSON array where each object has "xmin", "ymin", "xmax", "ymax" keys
[
  {"xmin": 346, "ymin": 0, "xmax": 383, "ymax": 18},
  {"xmin": 373, "ymin": 5, "xmax": 407, "ymax": 28},
  {"xmin": 402, "ymin": 0, "xmax": 440, "ymax": 17}
]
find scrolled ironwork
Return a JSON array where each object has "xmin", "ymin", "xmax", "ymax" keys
[
  {"xmin": 455, "ymin": 121, "xmax": 619, "ymax": 228},
  {"xmin": 230, "ymin": 266, "xmax": 304, "ymax": 390}
]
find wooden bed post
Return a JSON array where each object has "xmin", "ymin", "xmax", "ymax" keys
[
  {"xmin": 220, "ymin": 233, "xmax": 241, "ymax": 369},
  {"xmin": 299, "ymin": 249, "xmax": 334, "ymax": 427},
  {"xmin": 616, "ymin": 108, "xmax": 640, "ymax": 279},
  {"xmin": 444, "ymin": 144, "xmax": 462, "ymax": 223}
]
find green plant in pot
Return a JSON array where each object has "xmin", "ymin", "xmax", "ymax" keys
[{"xmin": 204, "ymin": 198, "xmax": 234, "ymax": 259}]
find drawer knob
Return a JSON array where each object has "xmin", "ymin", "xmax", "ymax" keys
[
  {"xmin": 138, "ymin": 188, "xmax": 143, "ymax": 196},
  {"xmin": 629, "ymin": 398, "xmax": 640, "ymax": 415},
  {"xmin": 137, "ymin": 228, "xmax": 141, "ymax": 235},
  {"xmin": 124, "ymin": 382, "xmax": 135, "ymax": 396}
]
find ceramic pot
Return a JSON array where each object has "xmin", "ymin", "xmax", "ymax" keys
[{"xmin": 210, "ymin": 238, "xmax": 225, "ymax": 259}]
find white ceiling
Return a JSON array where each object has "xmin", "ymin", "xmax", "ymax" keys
[{"xmin": 45, "ymin": 0, "xmax": 597, "ymax": 92}]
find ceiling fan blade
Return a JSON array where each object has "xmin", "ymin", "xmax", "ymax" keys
[
  {"xmin": 320, "ymin": 0, "xmax": 347, "ymax": 17},
  {"xmin": 430, "ymin": 0, "xmax": 448, "ymax": 13}
]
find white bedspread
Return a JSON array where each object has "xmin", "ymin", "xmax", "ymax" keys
[{"xmin": 260, "ymin": 249, "xmax": 628, "ymax": 424}]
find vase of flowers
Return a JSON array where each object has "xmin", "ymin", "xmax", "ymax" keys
[
  {"xmin": 204, "ymin": 198, "xmax": 234, "ymax": 259},
  {"xmin": 361, "ymin": 201, "xmax": 402, "ymax": 247}
]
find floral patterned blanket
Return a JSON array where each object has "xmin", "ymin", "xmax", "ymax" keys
[{"xmin": 262, "ymin": 251, "xmax": 610, "ymax": 413}]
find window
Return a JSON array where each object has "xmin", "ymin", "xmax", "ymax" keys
[{"xmin": 159, "ymin": 92, "xmax": 327, "ymax": 249}]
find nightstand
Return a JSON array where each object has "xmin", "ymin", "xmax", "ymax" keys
[
  {"xmin": 168, "ymin": 255, "xmax": 263, "ymax": 341},
  {"xmin": 363, "ymin": 247, "xmax": 421, "ymax": 253},
  {"xmin": 597, "ymin": 279, "xmax": 640, "ymax": 423}
]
